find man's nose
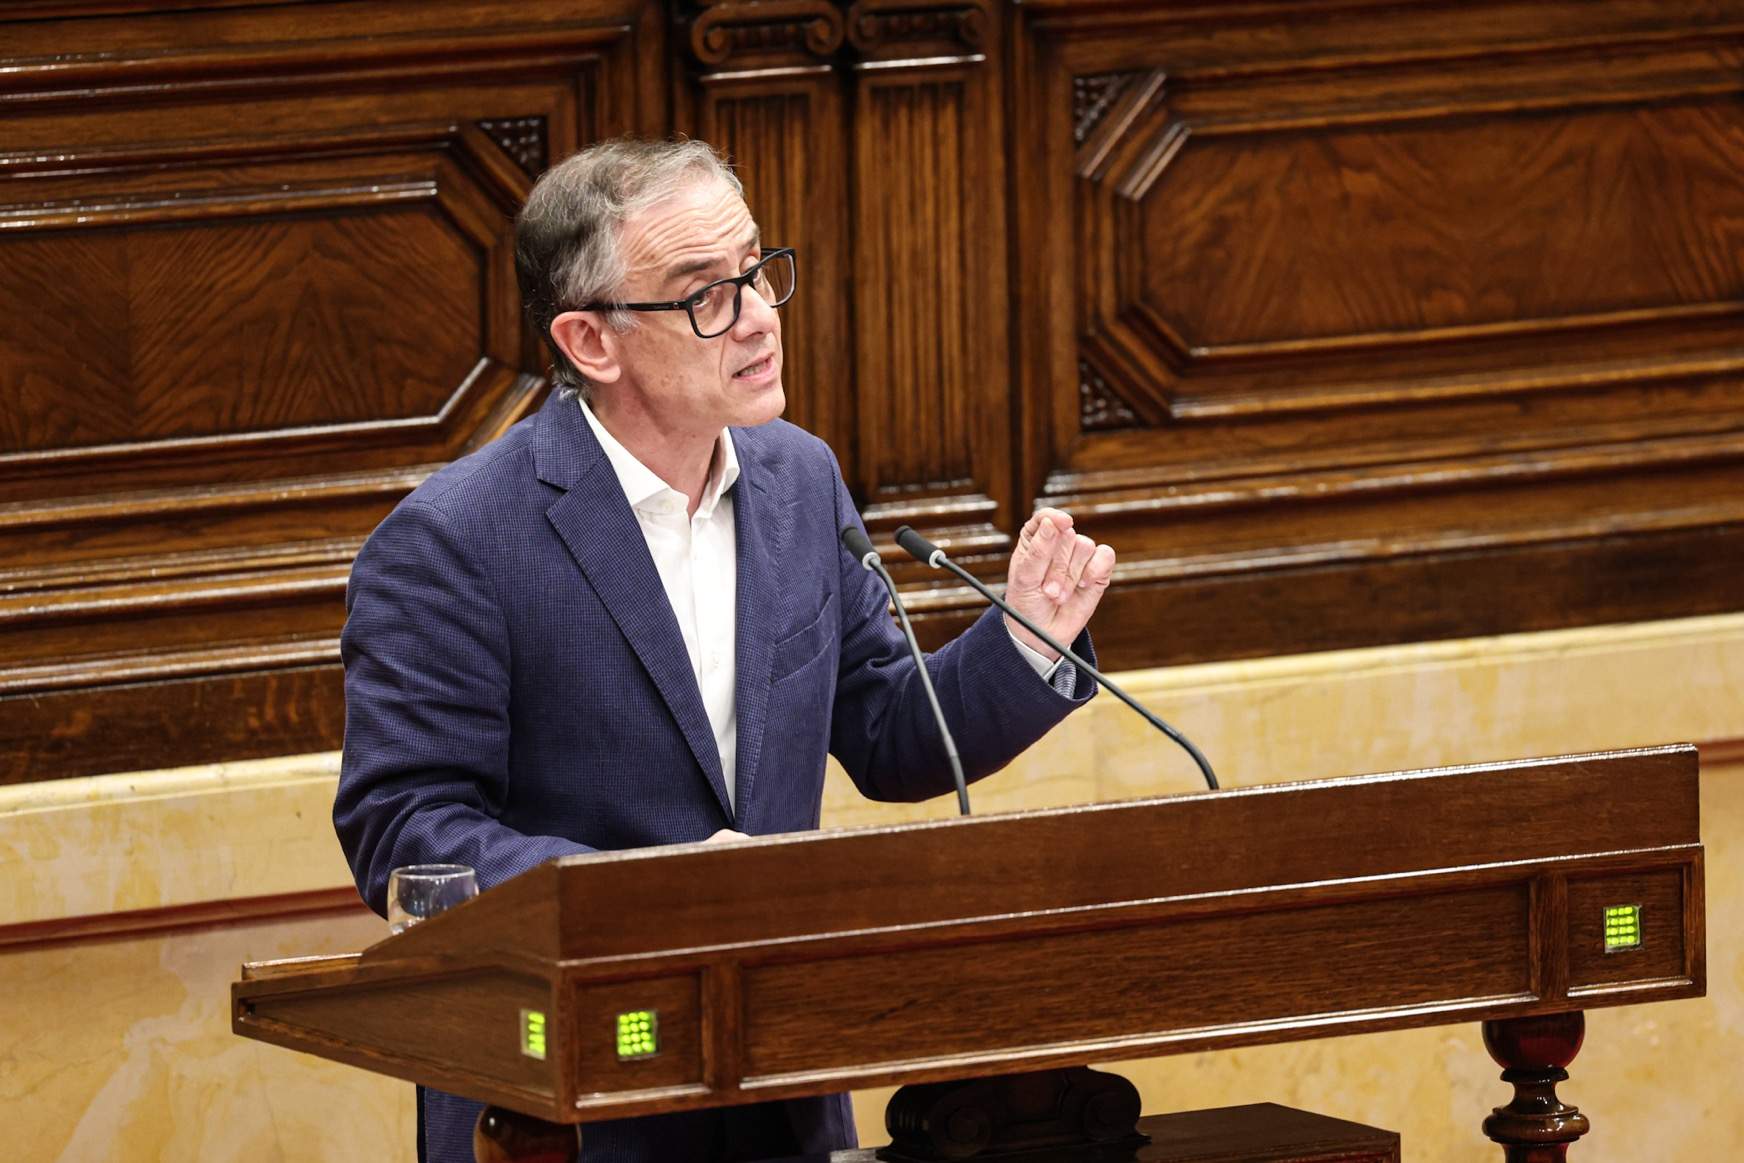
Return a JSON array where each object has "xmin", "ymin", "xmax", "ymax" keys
[{"xmin": 731, "ymin": 282, "xmax": 780, "ymax": 339}]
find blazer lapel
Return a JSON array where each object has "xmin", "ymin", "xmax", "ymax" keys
[
  {"xmin": 728, "ymin": 432, "xmax": 790, "ymax": 828},
  {"xmin": 536, "ymin": 398, "xmax": 734, "ymax": 821}
]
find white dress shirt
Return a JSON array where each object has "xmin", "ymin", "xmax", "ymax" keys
[
  {"xmin": 577, "ymin": 398, "xmax": 1072, "ymax": 816},
  {"xmin": 580, "ymin": 398, "xmax": 743, "ymax": 809}
]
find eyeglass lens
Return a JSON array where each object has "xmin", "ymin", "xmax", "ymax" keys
[{"xmin": 693, "ymin": 252, "xmax": 795, "ymax": 337}]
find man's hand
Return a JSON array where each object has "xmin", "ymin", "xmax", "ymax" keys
[
  {"xmin": 1003, "ymin": 508, "xmax": 1116, "ymax": 663},
  {"xmin": 703, "ymin": 828, "xmax": 750, "ymax": 844}
]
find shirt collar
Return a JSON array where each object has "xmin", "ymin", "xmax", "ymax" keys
[{"xmin": 576, "ymin": 395, "xmax": 740, "ymax": 519}]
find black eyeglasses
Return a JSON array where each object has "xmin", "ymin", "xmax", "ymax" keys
[{"xmin": 581, "ymin": 248, "xmax": 797, "ymax": 339}]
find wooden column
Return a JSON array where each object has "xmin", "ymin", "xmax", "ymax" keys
[
  {"xmin": 1482, "ymin": 1011, "xmax": 1590, "ymax": 1162},
  {"xmin": 844, "ymin": 0, "xmax": 1014, "ymax": 569},
  {"xmin": 677, "ymin": 0, "xmax": 853, "ymax": 461}
]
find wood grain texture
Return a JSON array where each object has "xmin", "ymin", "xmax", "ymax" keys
[
  {"xmin": 231, "ymin": 747, "xmax": 1705, "ymax": 1127},
  {"xmin": 0, "ymin": 0, "xmax": 659, "ymax": 779},
  {"xmin": 695, "ymin": 84, "xmax": 849, "ymax": 457},
  {"xmin": 849, "ymin": 19, "xmax": 1014, "ymax": 568},
  {"xmin": 12, "ymin": 0, "xmax": 1744, "ymax": 780},
  {"xmin": 1006, "ymin": 0, "xmax": 1744, "ymax": 668}
]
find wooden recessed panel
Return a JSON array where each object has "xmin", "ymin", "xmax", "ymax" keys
[
  {"xmin": 1131, "ymin": 102, "xmax": 1744, "ymax": 356},
  {"xmin": 3, "ymin": 209, "xmax": 481, "ymax": 450},
  {"xmin": 0, "ymin": 140, "xmax": 511, "ymax": 462},
  {"xmin": 569, "ymin": 974, "xmax": 704, "ymax": 1102},
  {"xmin": 1080, "ymin": 72, "xmax": 1744, "ymax": 428},
  {"xmin": 0, "ymin": 0, "xmax": 660, "ymax": 780},
  {"xmin": 740, "ymin": 884, "xmax": 1532, "ymax": 1080},
  {"xmin": 1006, "ymin": 0, "xmax": 1744, "ymax": 667},
  {"xmin": 1566, "ymin": 867, "xmax": 1690, "ymax": 993}
]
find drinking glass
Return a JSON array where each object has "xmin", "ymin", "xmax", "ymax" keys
[{"xmin": 387, "ymin": 864, "xmax": 478, "ymax": 934}]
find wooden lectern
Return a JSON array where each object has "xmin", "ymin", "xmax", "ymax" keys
[{"xmin": 234, "ymin": 746, "xmax": 1704, "ymax": 1161}]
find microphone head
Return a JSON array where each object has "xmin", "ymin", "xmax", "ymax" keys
[
  {"xmin": 893, "ymin": 525, "xmax": 944, "ymax": 567},
  {"xmin": 839, "ymin": 524, "xmax": 880, "ymax": 570}
]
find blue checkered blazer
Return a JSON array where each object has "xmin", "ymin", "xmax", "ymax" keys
[{"xmin": 334, "ymin": 392, "xmax": 1096, "ymax": 1163}]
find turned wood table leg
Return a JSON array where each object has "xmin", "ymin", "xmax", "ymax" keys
[
  {"xmin": 1481, "ymin": 1011, "xmax": 1591, "ymax": 1162},
  {"xmin": 474, "ymin": 1106, "xmax": 579, "ymax": 1163}
]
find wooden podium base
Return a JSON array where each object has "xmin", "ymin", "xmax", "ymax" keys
[
  {"xmin": 861, "ymin": 1100, "xmax": 1396, "ymax": 1163},
  {"xmin": 878, "ymin": 1068, "xmax": 1147, "ymax": 1162},
  {"xmin": 469, "ymin": 1014, "xmax": 1589, "ymax": 1163},
  {"xmin": 469, "ymin": 1094, "xmax": 1396, "ymax": 1163}
]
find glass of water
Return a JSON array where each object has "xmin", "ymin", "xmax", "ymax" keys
[{"xmin": 387, "ymin": 864, "xmax": 478, "ymax": 935}]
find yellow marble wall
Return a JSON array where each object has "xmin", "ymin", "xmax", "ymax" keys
[{"xmin": 4, "ymin": 612, "xmax": 1742, "ymax": 1161}]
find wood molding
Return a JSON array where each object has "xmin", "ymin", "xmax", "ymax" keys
[
  {"xmin": 845, "ymin": 0, "xmax": 988, "ymax": 58},
  {"xmin": 686, "ymin": 0, "xmax": 846, "ymax": 69},
  {"xmin": 0, "ymin": 19, "xmax": 641, "ymax": 109},
  {"xmin": 0, "ymin": 887, "xmax": 370, "ymax": 953},
  {"xmin": 1697, "ymin": 738, "xmax": 1744, "ymax": 768},
  {"xmin": 0, "ymin": 1, "xmax": 642, "ymax": 780},
  {"xmin": 1005, "ymin": 0, "xmax": 1744, "ymax": 666}
]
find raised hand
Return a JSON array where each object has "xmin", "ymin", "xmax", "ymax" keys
[{"xmin": 1002, "ymin": 508, "xmax": 1116, "ymax": 662}]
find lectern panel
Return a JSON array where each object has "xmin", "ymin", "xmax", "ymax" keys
[
  {"xmin": 569, "ymin": 974, "xmax": 704, "ymax": 1099},
  {"xmin": 739, "ymin": 884, "xmax": 1530, "ymax": 1079},
  {"xmin": 1566, "ymin": 867, "xmax": 1690, "ymax": 993},
  {"xmin": 240, "ymin": 965, "xmax": 555, "ymax": 1103}
]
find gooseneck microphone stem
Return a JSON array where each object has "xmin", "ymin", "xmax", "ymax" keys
[
  {"xmin": 894, "ymin": 525, "xmax": 1219, "ymax": 792},
  {"xmin": 841, "ymin": 526, "xmax": 971, "ymax": 816}
]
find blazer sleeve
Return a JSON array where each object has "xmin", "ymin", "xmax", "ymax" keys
[
  {"xmin": 825, "ymin": 454, "xmax": 1099, "ymax": 803},
  {"xmin": 333, "ymin": 498, "xmax": 592, "ymax": 915}
]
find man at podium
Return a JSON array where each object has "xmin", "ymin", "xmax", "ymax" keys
[{"xmin": 334, "ymin": 138, "xmax": 1116, "ymax": 1163}]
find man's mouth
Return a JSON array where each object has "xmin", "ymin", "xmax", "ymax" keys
[{"xmin": 733, "ymin": 354, "xmax": 776, "ymax": 380}]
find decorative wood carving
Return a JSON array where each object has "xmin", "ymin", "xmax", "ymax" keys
[
  {"xmin": 686, "ymin": 0, "xmax": 846, "ymax": 68},
  {"xmin": 1071, "ymin": 71, "xmax": 1138, "ymax": 144},
  {"xmin": 1482, "ymin": 1012, "xmax": 1590, "ymax": 1162},
  {"xmin": 846, "ymin": 0, "xmax": 988, "ymax": 55},
  {"xmin": 477, "ymin": 117, "xmax": 550, "ymax": 176},
  {"xmin": 0, "ymin": 0, "xmax": 658, "ymax": 780},
  {"xmin": 1078, "ymin": 359, "xmax": 1140, "ymax": 432}
]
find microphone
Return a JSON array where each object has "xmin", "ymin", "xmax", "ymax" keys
[
  {"xmin": 893, "ymin": 524, "xmax": 1219, "ymax": 792},
  {"xmin": 841, "ymin": 525, "xmax": 972, "ymax": 815}
]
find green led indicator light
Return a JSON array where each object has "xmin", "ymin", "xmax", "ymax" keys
[
  {"xmin": 1604, "ymin": 904, "xmax": 1642, "ymax": 953},
  {"xmin": 616, "ymin": 1010, "xmax": 659, "ymax": 1060},
  {"xmin": 520, "ymin": 1009, "xmax": 547, "ymax": 1061}
]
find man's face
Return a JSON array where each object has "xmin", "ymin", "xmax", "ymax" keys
[{"xmin": 607, "ymin": 176, "xmax": 784, "ymax": 437}]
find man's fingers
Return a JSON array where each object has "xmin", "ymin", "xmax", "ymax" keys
[
  {"xmin": 1085, "ymin": 542, "xmax": 1116, "ymax": 585},
  {"xmin": 1039, "ymin": 518, "xmax": 1079, "ymax": 600},
  {"xmin": 1063, "ymin": 534, "xmax": 1096, "ymax": 591},
  {"xmin": 1010, "ymin": 512, "xmax": 1059, "ymax": 592},
  {"xmin": 1060, "ymin": 544, "xmax": 1116, "ymax": 620}
]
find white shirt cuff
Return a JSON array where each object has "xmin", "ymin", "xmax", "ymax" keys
[{"xmin": 1008, "ymin": 626, "xmax": 1062, "ymax": 680}]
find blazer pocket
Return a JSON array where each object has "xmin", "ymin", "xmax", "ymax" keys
[{"xmin": 769, "ymin": 591, "xmax": 835, "ymax": 681}]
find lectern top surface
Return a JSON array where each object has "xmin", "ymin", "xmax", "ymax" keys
[{"xmin": 378, "ymin": 745, "xmax": 1698, "ymax": 965}]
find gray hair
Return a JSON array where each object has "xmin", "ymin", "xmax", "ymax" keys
[{"xmin": 515, "ymin": 137, "xmax": 744, "ymax": 401}]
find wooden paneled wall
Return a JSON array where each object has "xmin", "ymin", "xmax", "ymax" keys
[{"xmin": 5, "ymin": 0, "xmax": 1743, "ymax": 781}]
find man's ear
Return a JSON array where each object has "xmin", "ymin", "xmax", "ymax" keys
[{"xmin": 549, "ymin": 311, "xmax": 624, "ymax": 386}]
